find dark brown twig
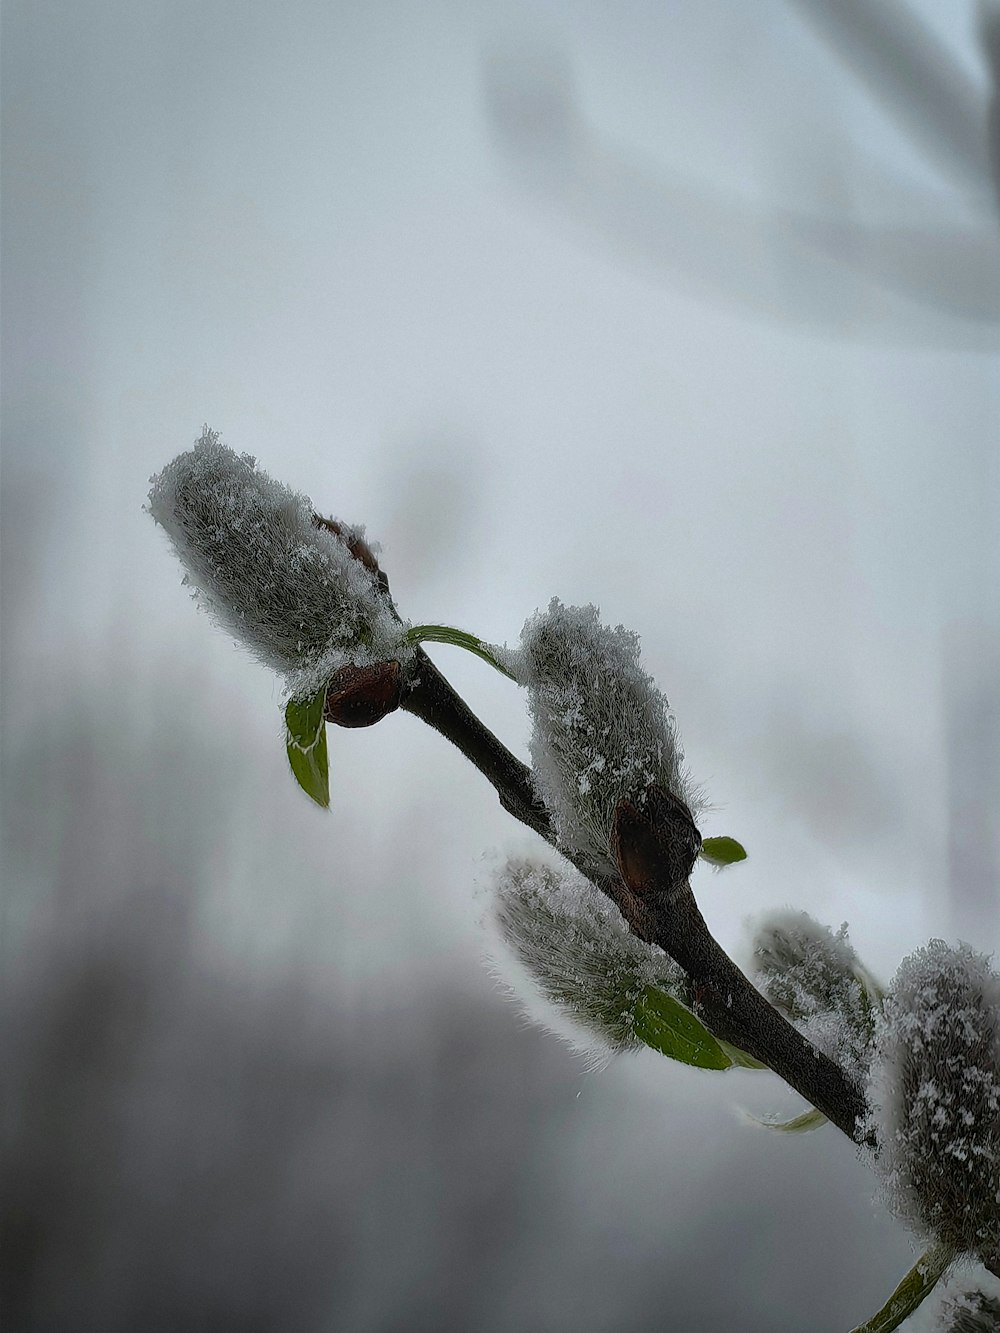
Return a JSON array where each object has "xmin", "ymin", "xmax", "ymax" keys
[
  {"xmin": 400, "ymin": 650, "xmax": 869, "ymax": 1143},
  {"xmin": 320, "ymin": 517, "xmax": 869, "ymax": 1141}
]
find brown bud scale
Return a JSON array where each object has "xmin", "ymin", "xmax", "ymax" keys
[
  {"xmin": 313, "ymin": 514, "xmax": 391, "ymax": 595},
  {"xmin": 611, "ymin": 785, "xmax": 701, "ymax": 900},
  {"xmin": 325, "ymin": 660, "xmax": 403, "ymax": 728}
]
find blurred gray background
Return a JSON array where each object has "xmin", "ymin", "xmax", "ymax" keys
[{"xmin": 3, "ymin": 2, "xmax": 998, "ymax": 1330}]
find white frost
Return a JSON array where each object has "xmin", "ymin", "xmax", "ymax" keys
[
  {"xmin": 938, "ymin": 1288, "xmax": 1000, "ymax": 1332},
  {"xmin": 864, "ymin": 939, "xmax": 1000, "ymax": 1265},
  {"xmin": 490, "ymin": 856, "xmax": 688, "ymax": 1060},
  {"xmin": 750, "ymin": 909, "xmax": 879, "ymax": 1084},
  {"xmin": 510, "ymin": 599, "xmax": 700, "ymax": 877},
  {"xmin": 148, "ymin": 428, "xmax": 411, "ymax": 698}
]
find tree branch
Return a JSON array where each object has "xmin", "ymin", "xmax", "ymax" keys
[
  {"xmin": 401, "ymin": 649, "xmax": 552, "ymax": 841},
  {"xmin": 400, "ymin": 650, "xmax": 868, "ymax": 1143}
]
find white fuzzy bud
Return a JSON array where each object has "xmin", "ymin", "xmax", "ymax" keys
[
  {"xmin": 751, "ymin": 910, "xmax": 878, "ymax": 1084},
  {"xmin": 147, "ymin": 429, "xmax": 411, "ymax": 698},
  {"xmin": 511, "ymin": 599, "xmax": 699, "ymax": 877},
  {"xmin": 866, "ymin": 940, "xmax": 1000, "ymax": 1265},
  {"xmin": 492, "ymin": 857, "xmax": 687, "ymax": 1056}
]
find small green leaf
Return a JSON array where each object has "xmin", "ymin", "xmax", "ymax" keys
[
  {"xmin": 848, "ymin": 1242, "xmax": 954, "ymax": 1333},
  {"xmin": 744, "ymin": 1106, "xmax": 828, "ymax": 1133},
  {"xmin": 700, "ymin": 836, "xmax": 747, "ymax": 867},
  {"xmin": 405, "ymin": 624, "xmax": 517, "ymax": 680},
  {"xmin": 633, "ymin": 986, "xmax": 733, "ymax": 1070},
  {"xmin": 285, "ymin": 688, "xmax": 330, "ymax": 809},
  {"xmin": 285, "ymin": 686, "xmax": 327, "ymax": 749}
]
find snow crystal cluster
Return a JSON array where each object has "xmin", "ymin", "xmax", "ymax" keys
[
  {"xmin": 751, "ymin": 910, "xmax": 879, "ymax": 1085},
  {"xmin": 492, "ymin": 857, "xmax": 688, "ymax": 1057},
  {"xmin": 510, "ymin": 599, "xmax": 699, "ymax": 879},
  {"xmin": 148, "ymin": 429, "xmax": 410, "ymax": 699},
  {"xmin": 939, "ymin": 1290, "xmax": 1000, "ymax": 1333},
  {"xmin": 865, "ymin": 940, "xmax": 1000, "ymax": 1267}
]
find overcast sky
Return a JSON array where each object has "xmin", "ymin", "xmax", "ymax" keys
[{"xmin": 4, "ymin": 3, "xmax": 999, "ymax": 1330}]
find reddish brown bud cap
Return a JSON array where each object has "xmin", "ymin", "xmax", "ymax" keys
[
  {"xmin": 611, "ymin": 785, "xmax": 702, "ymax": 898},
  {"xmin": 313, "ymin": 514, "xmax": 391, "ymax": 596},
  {"xmin": 324, "ymin": 661, "xmax": 403, "ymax": 728},
  {"xmin": 313, "ymin": 515, "xmax": 380, "ymax": 574}
]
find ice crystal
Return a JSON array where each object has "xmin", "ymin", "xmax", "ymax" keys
[
  {"xmin": 148, "ymin": 428, "xmax": 410, "ymax": 698},
  {"xmin": 751, "ymin": 910, "xmax": 879, "ymax": 1084},
  {"xmin": 866, "ymin": 940, "xmax": 1000, "ymax": 1265},
  {"xmin": 939, "ymin": 1289, "xmax": 1000, "ymax": 1332},
  {"xmin": 511, "ymin": 599, "xmax": 699, "ymax": 878},
  {"xmin": 492, "ymin": 857, "xmax": 688, "ymax": 1057}
]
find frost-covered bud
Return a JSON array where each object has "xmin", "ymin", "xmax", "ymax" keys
[
  {"xmin": 492, "ymin": 857, "xmax": 688, "ymax": 1056},
  {"xmin": 147, "ymin": 429, "xmax": 410, "ymax": 699},
  {"xmin": 511, "ymin": 599, "xmax": 700, "ymax": 879},
  {"xmin": 939, "ymin": 1290, "xmax": 1000, "ymax": 1332},
  {"xmin": 751, "ymin": 910, "xmax": 879, "ymax": 1083},
  {"xmin": 866, "ymin": 941, "xmax": 1000, "ymax": 1266}
]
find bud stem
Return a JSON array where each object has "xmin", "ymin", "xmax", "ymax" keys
[
  {"xmin": 847, "ymin": 1240, "xmax": 954, "ymax": 1333},
  {"xmin": 404, "ymin": 625, "xmax": 516, "ymax": 680}
]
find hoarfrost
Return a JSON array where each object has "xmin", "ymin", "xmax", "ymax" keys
[
  {"xmin": 490, "ymin": 857, "xmax": 688, "ymax": 1061},
  {"xmin": 147, "ymin": 428, "xmax": 411, "ymax": 698},
  {"xmin": 512, "ymin": 599, "xmax": 700, "ymax": 877},
  {"xmin": 865, "ymin": 940, "xmax": 1000, "ymax": 1266},
  {"xmin": 750, "ymin": 909, "xmax": 879, "ymax": 1084},
  {"xmin": 938, "ymin": 1288, "xmax": 1000, "ymax": 1332}
]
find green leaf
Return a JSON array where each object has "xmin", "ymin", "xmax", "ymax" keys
[
  {"xmin": 285, "ymin": 688, "xmax": 330, "ymax": 809},
  {"xmin": 633, "ymin": 986, "xmax": 734, "ymax": 1070},
  {"xmin": 700, "ymin": 836, "xmax": 747, "ymax": 867},
  {"xmin": 405, "ymin": 624, "xmax": 517, "ymax": 680},
  {"xmin": 848, "ymin": 1242, "xmax": 954, "ymax": 1333},
  {"xmin": 744, "ymin": 1106, "xmax": 828, "ymax": 1133}
]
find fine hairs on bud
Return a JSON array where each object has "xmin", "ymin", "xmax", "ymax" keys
[
  {"xmin": 512, "ymin": 599, "xmax": 700, "ymax": 877},
  {"xmin": 492, "ymin": 857, "xmax": 688, "ymax": 1057},
  {"xmin": 751, "ymin": 910, "xmax": 878, "ymax": 1084},
  {"xmin": 939, "ymin": 1290, "xmax": 1000, "ymax": 1333},
  {"xmin": 147, "ymin": 429, "xmax": 411, "ymax": 699},
  {"xmin": 865, "ymin": 940, "xmax": 1000, "ymax": 1266}
]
